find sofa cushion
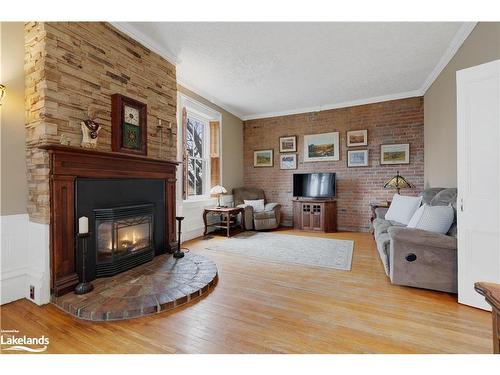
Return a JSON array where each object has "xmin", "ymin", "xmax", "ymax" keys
[
  {"xmin": 253, "ymin": 210, "xmax": 276, "ymax": 220},
  {"xmin": 408, "ymin": 204, "xmax": 454, "ymax": 234},
  {"xmin": 420, "ymin": 188, "xmax": 445, "ymax": 205},
  {"xmin": 385, "ymin": 194, "xmax": 422, "ymax": 225},
  {"xmin": 430, "ymin": 188, "xmax": 457, "ymax": 207},
  {"xmin": 375, "ymin": 233, "xmax": 391, "ymax": 276},
  {"xmin": 233, "ymin": 187, "xmax": 265, "ymax": 206}
]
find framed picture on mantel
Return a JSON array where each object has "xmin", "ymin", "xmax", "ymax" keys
[{"xmin": 111, "ymin": 94, "xmax": 148, "ymax": 155}]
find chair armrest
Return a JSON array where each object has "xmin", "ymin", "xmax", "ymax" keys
[
  {"xmin": 375, "ymin": 207, "xmax": 388, "ymax": 219},
  {"xmin": 237, "ymin": 204, "xmax": 254, "ymax": 230},
  {"xmin": 264, "ymin": 203, "xmax": 280, "ymax": 211},
  {"xmin": 387, "ymin": 227, "xmax": 457, "ymax": 250}
]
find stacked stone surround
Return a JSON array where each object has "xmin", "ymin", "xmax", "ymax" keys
[
  {"xmin": 25, "ymin": 22, "xmax": 177, "ymax": 224},
  {"xmin": 243, "ymin": 97, "xmax": 424, "ymax": 232}
]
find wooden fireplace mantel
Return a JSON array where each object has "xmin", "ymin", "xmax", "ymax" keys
[{"xmin": 40, "ymin": 145, "xmax": 179, "ymax": 297}]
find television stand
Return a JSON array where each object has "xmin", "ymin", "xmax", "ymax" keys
[{"xmin": 292, "ymin": 198, "xmax": 337, "ymax": 232}]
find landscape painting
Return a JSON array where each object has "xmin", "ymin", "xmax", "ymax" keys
[
  {"xmin": 254, "ymin": 149, "xmax": 274, "ymax": 167},
  {"xmin": 280, "ymin": 153, "xmax": 297, "ymax": 169},
  {"xmin": 279, "ymin": 136, "xmax": 297, "ymax": 152},
  {"xmin": 347, "ymin": 149, "xmax": 369, "ymax": 167},
  {"xmin": 380, "ymin": 143, "xmax": 409, "ymax": 164},
  {"xmin": 347, "ymin": 129, "xmax": 368, "ymax": 147},
  {"xmin": 303, "ymin": 132, "xmax": 339, "ymax": 162}
]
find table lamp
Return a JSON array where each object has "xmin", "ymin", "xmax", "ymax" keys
[
  {"xmin": 210, "ymin": 185, "xmax": 227, "ymax": 207},
  {"xmin": 383, "ymin": 171, "xmax": 413, "ymax": 194}
]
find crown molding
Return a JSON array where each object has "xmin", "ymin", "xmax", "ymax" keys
[
  {"xmin": 110, "ymin": 21, "xmax": 476, "ymax": 123},
  {"xmin": 419, "ymin": 22, "xmax": 477, "ymax": 94},
  {"xmin": 177, "ymin": 79, "xmax": 245, "ymax": 120},
  {"xmin": 110, "ymin": 22, "xmax": 180, "ymax": 65},
  {"xmin": 241, "ymin": 89, "xmax": 423, "ymax": 121}
]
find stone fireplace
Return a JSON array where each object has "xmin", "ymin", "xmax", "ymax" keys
[{"xmin": 20, "ymin": 22, "xmax": 182, "ymax": 305}]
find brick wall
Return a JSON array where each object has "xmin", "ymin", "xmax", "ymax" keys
[
  {"xmin": 25, "ymin": 22, "xmax": 177, "ymax": 223},
  {"xmin": 243, "ymin": 97, "xmax": 424, "ymax": 231}
]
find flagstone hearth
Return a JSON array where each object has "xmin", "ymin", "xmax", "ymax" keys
[{"xmin": 52, "ymin": 253, "xmax": 218, "ymax": 321}]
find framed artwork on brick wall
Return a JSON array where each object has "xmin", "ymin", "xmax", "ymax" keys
[
  {"xmin": 254, "ymin": 149, "xmax": 274, "ymax": 167},
  {"xmin": 347, "ymin": 129, "xmax": 368, "ymax": 147},
  {"xmin": 279, "ymin": 136, "xmax": 297, "ymax": 152},
  {"xmin": 303, "ymin": 132, "xmax": 340, "ymax": 162},
  {"xmin": 280, "ymin": 153, "xmax": 297, "ymax": 169},
  {"xmin": 380, "ymin": 143, "xmax": 410, "ymax": 165},
  {"xmin": 111, "ymin": 94, "xmax": 148, "ymax": 155},
  {"xmin": 347, "ymin": 150, "xmax": 369, "ymax": 167}
]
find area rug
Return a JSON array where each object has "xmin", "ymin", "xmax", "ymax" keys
[{"xmin": 204, "ymin": 232, "xmax": 354, "ymax": 271}]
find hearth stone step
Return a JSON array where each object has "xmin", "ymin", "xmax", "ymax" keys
[{"xmin": 52, "ymin": 253, "xmax": 218, "ymax": 321}]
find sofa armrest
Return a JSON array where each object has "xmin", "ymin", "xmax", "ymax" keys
[
  {"xmin": 387, "ymin": 227, "xmax": 457, "ymax": 250},
  {"xmin": 387, "ymin": 226, "xmax": 457, "ymax": 293},
  {"xmin": 264, "ymin": 203, "xmax": 280, "ymax": 212},
  {"xmin": 375, "ymin": 207, "xmax": 388, "ymax": 219}
]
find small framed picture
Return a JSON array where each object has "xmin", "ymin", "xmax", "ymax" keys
[
  {"xmin": 380, "ymin": 143, "xmax": 410, "ymax": 165},
  {"xmin": 347, "ymin": 130, "xmax": 368, "ymax": 147},
  {"xmin": 254, "ymin": 149, "xmax": 274, "ymax": 167},
  {"xmin": 279, "ymin": 136, "xmax": 297, "ymax": 152},
  {"xmin": 280, "ymin": 153, "xmax": 297, "ymax": 169},
  {"xmin": 347, "ymin": 150, "xmax": 369, "ymax": 167},
  {"xmin": 303, "ymin": 132, "xmax": 340, "ymax": 162}
]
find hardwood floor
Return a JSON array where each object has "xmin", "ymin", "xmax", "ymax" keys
[{"xmin": 0, "ymin": 230, "xmax": 492, "ymax": 354}]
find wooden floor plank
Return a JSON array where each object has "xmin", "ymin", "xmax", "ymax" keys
[{"xmin": 0, "ymin": 230, "xmax": 492, "ymax": 353}]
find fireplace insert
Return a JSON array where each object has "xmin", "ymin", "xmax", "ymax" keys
[{"xmin": 94, "ymin": 203, "xmax": 155, "ymax": 277}]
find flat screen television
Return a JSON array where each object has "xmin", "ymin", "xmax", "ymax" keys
[{"xmin": 293, "ymin": 173, "xmax": 336, "ymax": 198}]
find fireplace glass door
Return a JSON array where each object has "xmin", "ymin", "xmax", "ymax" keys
[{"xmin": 94, "ymin": 203, "xmax": 155, "ymax": 277}]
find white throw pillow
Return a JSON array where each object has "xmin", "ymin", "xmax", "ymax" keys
[
  {"xmin": 407, "ymin": 204, "xmax": 454, "ymax": 234},
  {"xmin": 385, "ymin": 194, "xmax": 423, "ymax": 225},
  {"xmin": 244, "ymin": 199, "xmax": 265, "ymax": 212},
  {"xmin": 407, "ymin": 204, "xmax": 425, "ymax": 227}
]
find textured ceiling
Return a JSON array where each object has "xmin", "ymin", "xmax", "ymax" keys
[{"xmin": 114, "ymin": 22, "xmax": 473, "ymax": 120}]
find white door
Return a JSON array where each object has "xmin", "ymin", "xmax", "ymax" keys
[{"xmin": 457, "ymin": 59, "xmax": 500, "ymax": 310}]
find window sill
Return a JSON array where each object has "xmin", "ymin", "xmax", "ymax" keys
[{"xmin": 183, "ymin": 196, "xmax": 216, "ymax": 204}]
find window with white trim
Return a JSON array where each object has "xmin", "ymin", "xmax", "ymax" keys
[
  {"xmin": 185, "ymin": 112, "xmax": 209, "ymax": 196},
  {"xmin": 179, "ymin": 94, "xmax": 221, "ymax": 200}
]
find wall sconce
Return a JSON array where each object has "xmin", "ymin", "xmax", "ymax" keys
[{"xmin": 0, "ymin": 84, "xmax": 6, "ymax": 105}]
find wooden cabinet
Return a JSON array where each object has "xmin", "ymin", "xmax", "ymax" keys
[{"xmin": 293, "ymin": 199, "xmax": 337, "ymax": 232}]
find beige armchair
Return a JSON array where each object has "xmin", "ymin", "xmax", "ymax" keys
[{"xmin": 233, "ymin": 187, "xmax": 281, "ymax": 230}]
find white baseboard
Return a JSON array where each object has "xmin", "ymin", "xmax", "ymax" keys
[{"xmin": 0, "ymin": 214, "xmax": 50, "ymax": 305}]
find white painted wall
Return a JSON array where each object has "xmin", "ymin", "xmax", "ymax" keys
[{"xmin": 0, "ymin": 214, "xmax": 51, "ymax": 305}]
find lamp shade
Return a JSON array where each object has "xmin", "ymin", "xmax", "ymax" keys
[
  {"xmin": 383, "ymin": 171, "xmax": 413, "ymax": 193},
  {"xmin": 210, "ymin": 185, "xmax": 227, "ymax": 194}
]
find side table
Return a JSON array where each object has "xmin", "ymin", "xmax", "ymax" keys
[{"xmin": 203, "ymin": 207, "xmax": 245, "ymax": 237}]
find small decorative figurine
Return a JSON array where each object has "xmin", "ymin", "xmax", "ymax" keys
[
  {"xmin": 81, "ymin": 109, "xmax": 101, "ymax": 148},
  {"xmin": 60, "ymin": 133, "xmax": 71, "ymax": 146}
]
